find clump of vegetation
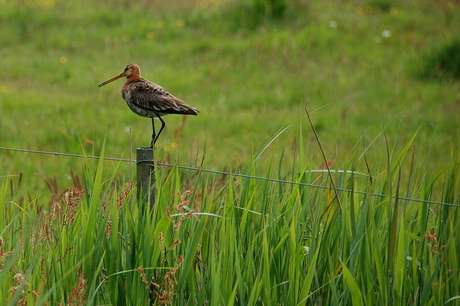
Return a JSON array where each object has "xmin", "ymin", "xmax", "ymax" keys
[
  {"xmin": 420, "ymin": 37, "xmax": 460, "ymax": 79},
  {"xmin": 253, "ymin": 0, "xmax": 287, "ymax": 20},
  {"xmin": 206, "ymin": 0, "xmax": 290, "ymax": 31},
  {"xmin": 366, "ymin": 0, "xmax": 393, "ymax": 12}
]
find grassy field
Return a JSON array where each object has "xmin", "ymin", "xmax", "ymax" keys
[
  {"xmin": 1, "ymin": 0, "xmax": 459, "ymax": 304},
  {"xmin": 1, "ymin": 0, "xmax": 459, "ymax": 183},
  {"xmin": 1, "ymin": 139, "xmax": 459, "ymax": 304}
]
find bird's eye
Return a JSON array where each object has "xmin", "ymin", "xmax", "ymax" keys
[{"xmin": 124, "ymin": 67, "xmax": 129, "ymax": 71}]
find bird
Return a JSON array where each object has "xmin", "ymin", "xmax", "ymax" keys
[{"xmin": 98, "ymin": 64, "xmax": 199, "ymax": 147}]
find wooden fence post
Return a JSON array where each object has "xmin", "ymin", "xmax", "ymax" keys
[{"xmin": 136, "ymin": 147, "xmax": 155, "ymax": 210}]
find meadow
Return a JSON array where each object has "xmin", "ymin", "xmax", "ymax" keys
[{"xmin": 1, "ymin": 0, "xmax": 459, "ymax": 304}]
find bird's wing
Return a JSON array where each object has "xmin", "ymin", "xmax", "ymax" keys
[{"xmin": 129, "ymin": 79, "xmax": 198, "ymax": 115}]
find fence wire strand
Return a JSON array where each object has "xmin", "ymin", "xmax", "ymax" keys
[{"xmin": 1, "ymin": 146, "xmax": 458, "ymax": 207}]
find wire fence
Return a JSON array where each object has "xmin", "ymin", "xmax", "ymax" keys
[{"xmin": 1, "ymin": 146, "xmax": 458, "ymax": 208}]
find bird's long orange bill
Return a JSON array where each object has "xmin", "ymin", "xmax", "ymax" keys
[{"xmin": 98, "ymin": 73, "xmax": 123, "ymax": 88}]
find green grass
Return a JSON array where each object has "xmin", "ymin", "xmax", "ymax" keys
[
  {"xmin": 1, "ymin": 134, "xmax": 459, "ymax": 304},
  {"xmin": 0, "ymin": 0, "xmax": 459, "ymax": 304},
  {"xmin": 0, "ymin": 0, "xmax": 459, "ymax": 190}
]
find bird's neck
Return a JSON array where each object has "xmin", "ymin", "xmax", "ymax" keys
[{"xmin": 123, "ymin": 75, "xmax": 142, "ymax": 87}]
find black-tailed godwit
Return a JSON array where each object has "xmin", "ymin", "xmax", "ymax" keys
[{"xmin": 98, "ymin": 64, "xmax": 199, "ymax": 147}]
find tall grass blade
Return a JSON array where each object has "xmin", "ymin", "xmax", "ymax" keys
[
  {"xmin": 389, "ymin": 168, "xmax": 402, "ymax": 278},
  {"xmin": 340, "ymin": 259, "xmax": 363, "ymax": 306},
  {"xmin": 395, "ymin": 212, "xmax": 405, "ymax": 300},
  {"xmin": 298, "ymin": 238, "xmax": 322, "ymax": 305},
  {"xmin": 390, "ymin": 126, "xmax": 421, "ymax": 177}
]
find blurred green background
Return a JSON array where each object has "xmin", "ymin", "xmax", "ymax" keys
[{"xmin": 1, "ymin": 0, "xmax": 459, "ymax": 191}]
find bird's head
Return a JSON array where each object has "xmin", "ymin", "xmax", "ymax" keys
[{"xmin": 98, "ymin": 64, "xmax": 141, "ymax": 87}]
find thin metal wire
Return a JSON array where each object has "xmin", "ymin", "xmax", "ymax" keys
[
  {"xmin": 0, "ymin": 147, "xmax": 133, "ymax": 162},
  {"xmin": 1, "ymin": 146, "xmax": 458, "ymax": 207}
]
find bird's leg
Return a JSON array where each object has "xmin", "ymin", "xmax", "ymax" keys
[
  {"xmin": 150, "ymin": 118, "xmax": 156, "ymax": 148},
  {"xmin": 153, "ymin": 115, "xmax": 166, "ymax": 145}
]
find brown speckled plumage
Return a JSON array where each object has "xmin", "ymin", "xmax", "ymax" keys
[{"xmin": 98, "ymin": 64, "xmax": 199, "ymax": 147}]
